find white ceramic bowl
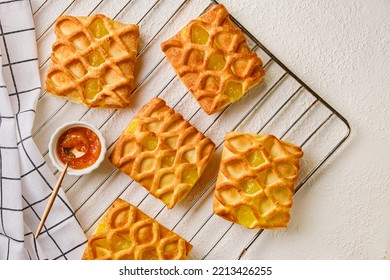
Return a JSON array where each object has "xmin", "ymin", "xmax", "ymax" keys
[{"xmin": 48, "ymin": 121, "xmax": 106, "ymax": 176}]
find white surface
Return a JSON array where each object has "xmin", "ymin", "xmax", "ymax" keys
[
  {"xmin": 30, "ymin": 0, "xmax": 390, "ymax": 260},
  {"xmin": 219, "ymin": 0, "xmax": 390, "ymax": 259}
]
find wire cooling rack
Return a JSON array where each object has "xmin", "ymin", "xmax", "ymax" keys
[{"xmin": 31, "ymin": 0, "xmax": 350, "ymax": 259}]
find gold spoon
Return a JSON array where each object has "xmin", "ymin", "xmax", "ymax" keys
[{"xmin": 35, "ymin": 147, "xmax": 85, "ymax": 239}]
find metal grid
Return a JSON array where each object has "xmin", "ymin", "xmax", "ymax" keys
[{"xmin": 31, "ymin": 0, "xmax": 350, "ymax": 259}]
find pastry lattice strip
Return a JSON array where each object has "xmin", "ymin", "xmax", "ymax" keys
[
  {"xmin": 161, "ymin": 4, "xmax": 265, "ymax": 115},
  {"xmin": 45, "ymin": 14, "xmax": 139, "ymax": 108},
  {"xmin": 82, "ymin": 199, "xmax": 192, "ymax": 260},
  {"xmin": 213, "ymin": 132, "xmax": 304, "ymax": 229},
  {"xmin": 110, "ymin": 98, "xmax": 215, "ymax": 209}
]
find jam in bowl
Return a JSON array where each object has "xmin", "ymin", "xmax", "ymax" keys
[{"xmin": 48, "ymin": 121, "xmax": 106, "ymax": 176}]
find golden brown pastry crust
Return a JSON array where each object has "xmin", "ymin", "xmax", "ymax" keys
[
  {"xmin": 82, "ymin": 198, "xmax": 192, "ymax": 260},
  {"xmin": 45, "ymin": 14, "xmax": 139, "ymax": 108},
  {"xmin": 109, "ymin": 98, "xmax": 215, "ymax": 209},
  {"xmin": 213, "ymin": 132, "xmax": 303, "ymax": 229},
  {"xmin": 161, "ymin": 4, "xmax": 265, "ymax": 115}
]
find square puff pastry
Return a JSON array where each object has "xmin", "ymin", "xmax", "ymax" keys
[
  {"xmin": 161, "ymin": 4, "xmax": 265, "ymax": 115},
  {"xmin": 213, "ymin": 132, "xmax": 303, "ymax": 229},
  {"xmin": 45, "ymin": 14, "xmax": 139, "ymax": 108},
  {"xmin": 109, "ymin": 98, "xmax": 215, "ymax": 209},
  {"xmin": 82, "ymin": 198, "xmax": 192, "ymax": 260}
]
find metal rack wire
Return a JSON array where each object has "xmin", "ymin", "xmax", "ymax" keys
[{"xmin": 32, "ymin": 0, "xmax": 350, "ymax": 259}]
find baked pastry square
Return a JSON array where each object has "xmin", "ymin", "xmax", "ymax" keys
[
  {"xmin": 109, "ymin": 97, "xmax": 215, "ymax": 209},
  {"xmin": 213, "ymin": 132, "xmax": 303, "ymax": 229},
  {"xmin": 45, "ymin": 14, "xmax": 139, "ymax": 108},
  {"xmin": 82, "ymin": 198, "xmax": 192, "ymax": 260},
  {"xmin": 161, "ymin": 4, "xmax": 265, "ymax": 115}
]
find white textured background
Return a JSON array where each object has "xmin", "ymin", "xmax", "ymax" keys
[
  {"xmin": 220, "ymin": 0, "xmax": 390, "ymax": 259},
  {"xmin": 31, "ymin": 0, "xmax": 390, "ymax": 260}
]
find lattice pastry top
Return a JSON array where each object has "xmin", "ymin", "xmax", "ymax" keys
[
  {"xmin": 213, "ymin": 132, "xmax": 303, "ymax": 229},
  {"xmin": 82, "ymin": 198, "xmax": 192, "ymax": 260},
  {"xmin": 109, "ymin": 98, "xmax": 215, "ymax": 209},
  {"xmin": 45, "ymin": 14, "xmax": 139, "ymax": 108},
  {"xmin": 161, "ymin": 4, "xmax": 265, "ymax": 115}
]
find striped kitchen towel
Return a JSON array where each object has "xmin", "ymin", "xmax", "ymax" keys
[{"xmin": 0, "ymin": 0, "xmax": 87, "ymax": 259}]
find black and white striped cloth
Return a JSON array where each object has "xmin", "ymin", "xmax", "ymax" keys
[{"xmin": 0, "ymin": 0, "xmax": 87, "ymax": 259}]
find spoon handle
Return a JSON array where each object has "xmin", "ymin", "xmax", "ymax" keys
[{"xmin": 35, "ymin": 161, "xmax": 69, "ymax": 239}]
